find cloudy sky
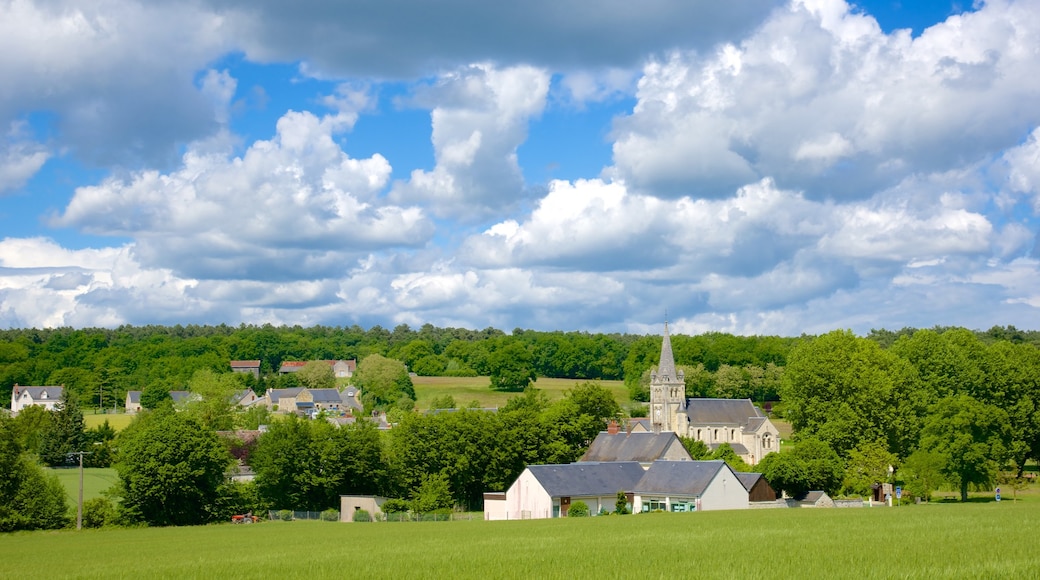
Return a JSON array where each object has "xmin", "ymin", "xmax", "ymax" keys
[{"xmin": 2, "ymin": 0, "xmax": 1040, "ymax": 336}]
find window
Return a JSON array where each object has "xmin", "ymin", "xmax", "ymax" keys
[
  {"xmin": 763, "ymin": 434, "xmax": 772, "ymax": 449},
  {"xmin": 730, "ymin": 429, "xmax": 735, "ymax": 440},
  {"xmin": 713, "ymin": 429, "xmax": 719, "ymax": 441}
]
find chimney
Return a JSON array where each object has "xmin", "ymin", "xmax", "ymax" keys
[{"xmin": 607, "ymin": 420, "xmax": 619, "ymax": 435}]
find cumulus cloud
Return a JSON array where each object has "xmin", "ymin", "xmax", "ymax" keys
[
  {"xmin": 0, "ymin": 122, "xmax": 49, "ymax": 193},
  {"xmin": 390, "ymin": 64, "xmax": 550, "ymax": 220},
  {"xmin": 611, "ymin": 0, "xmax": 1040, "ymax": 199},
  {"xmin": 205, "ymin": 0, "xmax": 779, "ymax": 78},
  {"xmin": 53, "ymin": 109, "xmax": 432, "ymax": 281}
]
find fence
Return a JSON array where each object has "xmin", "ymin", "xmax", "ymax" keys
[
  {"xmin": 267, "ymin": 510, "xmax": 340, "ymax": 522},
  {"xmin": 381, "ymin": 512, "xmax": 477, "ymax": 523}
]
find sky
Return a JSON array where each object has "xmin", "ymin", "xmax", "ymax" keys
[{"xmin": 2, "ymin": 0, "xmax": 1040, "ymax": 336}]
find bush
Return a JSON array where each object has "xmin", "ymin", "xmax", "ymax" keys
[
  {"xmin": 82, "ymin": 497, "xmax": 116, "ymax": 529},
  {"xmin": 352, "ymin": 509, "xmax": 371, "ymax": 522},
  {"xmin": 321, "ymin": 508, "xmax": 340, "ymax": 522},
  {"xmin": 278, "ymin": 509, "xmax": 293, "ymax": 522},
  {"xmin": 381, "ymin": 498, "xmax": 410, "ymax": 514},
  {"xmin": 568, "ymin": 501, "xmax": 590, "ymax": 517}
]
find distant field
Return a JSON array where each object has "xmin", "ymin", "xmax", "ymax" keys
[
  {"xmin": 2, "ymin": 501, "xmax": 1038, "ymax": 578},
  {"xmin": 46, "ymin": 467, "xmax": 119, "ymax": 505},
  {"xmin": 83, "ymin": 413, "xmax": 134, "ymax": 431},
  {"xmin": 412, "ymin": 376, "xmax": 629, "ymax": 410}
]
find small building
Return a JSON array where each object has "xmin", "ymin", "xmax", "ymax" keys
[
  {"xmin": 632, "ymin": 460, "xmax": 749, "ymax": 512},
  {"xmin": 278, "ymin": 359, "xmax": 356, "ymax": 377},
  {"xmin": 799, "ymin": 491, "xmax": 834, "ymax": 508},
  {"xmin": 580, "ymin": 428, "xmax": 692, "ymax": 468},
  {"xmin": 10, "ymin": 385, "xmax": 64, "ymax": 415},
  {"xmin": 126, "ymin": 390, "xmax": 143, "ymax": 414},
  {"xmin": 736, "ymin": 472, "xmax": 778, "ymax": 502},
  {"xmin": 264, "ymin": 387, "xmax": 304, "ymax": 412},
  {"xmin": 494, "ymin": 461, "xmax": 646, "ymax": 520},
  {"xmin": 169, "ymin": 390, "xmax": 200, "ymax": 405},
  {"xmin": 340, "ymin": 495, "xmax": 387, "ymax": 522},
  {"xmin": 232, "ymin": 389, "xmax": 260, "ymax": 407},
  {"xmin": 229, "ymin": 360, "xmax": 261, "ymax": 379}
]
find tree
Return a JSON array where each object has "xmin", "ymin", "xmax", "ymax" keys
[
  {"xmin": 184, "ymin": 369, "xmax": 241, "ymax": 431},
  {"xmin": 711, "ymin": 442, "xmax": 752, "ymax": 472},
  {"xmin": 757, "ymin": 437, "xmax": 844, "ymax": 499},
  {"xmin": 919, "ymin": 395, "xmax": 1011, "ymax": 501},
  {"xmin": 0, "ymin": 417, "xmax": 71, "ymax": 531},
  {"xmin": 411, "ymin": 472, "xmax": 454, "ymax": 513},
  {"xmin": 901, "ymin": 449, "xmax": 946, "ymax": 501},
  {"xmin": 679, "ymin": 436, "xmax": 710, "ymax": 459},
  {"xmin": 38, "ymin": 387, "xmax": 86, "ymax": 467},
  {"xmin": 842, "ymin": 440, "xmax": 897, "ymax": 496},
  {"xmin": 296, "ymin": 360, "xmax": 336, "ymax": 391},
  {"xmin": 115, "ymin": 408, "xmax": 233, "ymax": 526},
  {"xmin": 488, "ymin": 342, "xmax": 537, "ymax": 392},
  {"xmin": 353, "ymin": 354, "xmax": 415, "ymax": 411},
  {"xmin": 139, "ymin": 382, "xmax": 171, "ymax": 410},
  {"xmin": 565, "ymin": 381, "xmax": 621, "ymax": 424},
  {"xmin": 567, "ymin": 500, "xmax": 590, "ymax": 517},
  {"xmin": 615, "ymin": 490, "xmax": 630, "ymax": 514}
]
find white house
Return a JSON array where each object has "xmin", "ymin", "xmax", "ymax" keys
[
  {"xmin": 487, "ymin": 462, "xmax": 646, "ymax": 520},
  {"xmin": 10, "ymin": 385, "xmax": 64, "ymax": 415},
  {"xmin": 125, "ymin": 390, "xmax": 142, "ymax": 414},
  {"xmin": 632, "ymin": 460, "xmax": 749, "ymax": 512}
]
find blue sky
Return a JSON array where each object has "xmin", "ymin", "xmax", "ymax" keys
[{"xmin": 2, "ymin": 0, "xmax": 1040, "ymax": 335}]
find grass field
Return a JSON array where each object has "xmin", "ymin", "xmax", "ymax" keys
[
  {"xmin": 46, "ymin": 467, "xmax": 119, "ymax": 505},
  {"xmin": 82, "ymin": 413, "xmax": 134, "ymax": 431},
  {"xmin": 412, "ymin": 376, "xmax": 628, "ymax": 411},
  {"xmin": 1, "ymin": 501, "xmax": 1038, "ymax": 578}
]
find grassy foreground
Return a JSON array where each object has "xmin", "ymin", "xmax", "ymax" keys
[
  {"xmin": 2, "ymin": 501, "xmax": 1037, "ymax": 579},
  {"xmin": 412, "ymin": 376, "xmax": 627, "ymax": 410}
]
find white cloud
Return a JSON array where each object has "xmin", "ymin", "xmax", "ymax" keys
[
  {"xmin": 390, "ymin": 64, "xmax": 550, "ymax": 220},
  {"xmin": 0, "ymin": 122, "xmax": 49, "ymax": 193},
  {"xmin": 53, "ymin": 109, "xmax": 431, "ymax": 281},
  {"xmin": 611, "ymin": 0, "xmax": 1040, "ymax": 199}
]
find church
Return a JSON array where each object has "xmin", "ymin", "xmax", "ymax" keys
[{"xmin": 646, "ymin": 323, "xmax": 780, "ymax": 465}]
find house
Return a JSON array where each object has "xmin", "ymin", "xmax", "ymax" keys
[
  {"xmin": 263, "ymin": 387, "xmax": 303, "ymax": 412},
  {"xmin": 126, "ymin": 391, "xmax": 142, "ymax": 414},
  {"xmin": 169, "ymin": 390, "xmax": 200, "ymax": 405},
  {"xmin": 340, "ymin": 496, "xmax": 387, "ymax": 522},
  {"xmin": 295, "ymin": 388, "xmax": 343, "ymax": 416},
  {"xmin": 736, "ymin": 472, "xmax": 779, "ymax": 502},
  {"xmin": 232, "ymin": 389, "xmax": 260, "ymax": 407},
  {"xmin": 632, "ymin": 460, "xmax": 749, "ymax": 512},
  {"xmin": 580, "ymin": 425, "xmax": 692, "ymax": 468},
  {"xmin": 487, "ymin": 462, "xmax": 646, "ymax": 520},
  {"xmin": 10, "ymin": 385, "xmax": 64, "ymax": 415},
  {"xmin": 229, "ymin": 360, "xmax": 261, "ymax": 379},
  {"xmin": 278, "ymin": 359, "xmax": 357, "ymax": 378},
  {"xmin": 648, "ymin": 323, "xmax": 780, "ymax": 465}
]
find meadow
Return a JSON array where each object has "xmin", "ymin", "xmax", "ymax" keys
[
  {"xmin": 2, "ymin": 501, "xmax": 1037, "ymax": 579},
  {"xmin": 46, "ymin": 467, "xmax": 119, "ymax": 505},
  {"xmin": 411, "ymin": 376, "xmax": 628, "ymax": 410}
]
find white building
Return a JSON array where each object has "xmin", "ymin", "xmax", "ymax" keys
[{"xmin": 10, "ymin": 385, "xmax": 64, "ymax": 415}]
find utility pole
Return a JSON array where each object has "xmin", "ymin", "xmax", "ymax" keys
[{"xmin": 70, "ymin": 451, "xmax": 93, "ymax": 530}]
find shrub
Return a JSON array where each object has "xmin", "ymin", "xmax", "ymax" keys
[
  {"xmin": 278, "ymin": 509, "xmax": 293, "ymax": 522},
  {"xmin": 352, "ymin": 509, "xmax": 372, "ymax": 522},
  {"xmin": 568, "ymin": 501, "xmax": 589, "ymax": 517},
  {"xmin": 82, "ymin": 497, "xmax": 116, "ymax": 529},
  {"xmin": 321, "ymin": 508, "xmax": 340, "ymax": 522},
  {"xmin": 381, "ymin": 498, "xmax": 410, "ymax": 514}
]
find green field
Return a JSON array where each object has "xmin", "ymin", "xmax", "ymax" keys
[
  {"xmin": 46, "ymin": 467, "xmax": 119, "ymax": 505},
  {"xmin": 82, "ymin": 413, "xmax": 134, "ymax": 431},
  {"xmin": 412, "ymin": 376, "xmax": 629, "ymax": 411},
  {"xmin": 1, "ymin": 501, "xmax": 1037, "ymax": 578}
]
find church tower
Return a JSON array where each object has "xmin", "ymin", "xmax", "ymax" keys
[{"xmin": 650, "ymin": 322, "xmax": 687, "ymax": 433}]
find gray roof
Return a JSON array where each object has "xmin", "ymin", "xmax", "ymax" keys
[
  {"xmin": 126, "ymin": 391, "xmax": 141, "ymax": 404},
  {"xmin": 745, "ymin": 417, "xmax": 767, "ymax": 432},
  {"xmin": 527, "ymin": 462, "xmax": 646, "ymax": 498},
  {"xmin": 685, "ymin": 398, "xmax": 764, "ymax": 427},
  {"xmin": 267, "ymin": 388, "xmax": 303, "ymax": 403},
  {"xmin": 169, "ymin": 390, "xmax": 192, "ymax": 403},
  {"xmin": 582, "ymin": 432, "xmax": 691, "ymax": 463},
  {"xmin": 804, "ymin": 491, "xmax": 829, "ymax": 503},
  {"xmin": 633, "ymin": 460, "xmax": 731, "ymax": 496},
  {"xmin": 735, "ymin": 472, "xmax": 764, "ymax": 492},
  {"xmin": 16, "ymin": 386, "xmax": 64, "ymax": 401},
  {"xmin": 308, "ymin": 388, "xmax": 342, "ymax": 403}
]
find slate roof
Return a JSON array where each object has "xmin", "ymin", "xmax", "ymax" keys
[
  {"xmin": 685, "ymin": 398, "xmax": 764, "ymax": 427},
  {"xmin": 581, "ymin": 432, "xmax": 691, "ymax": 463},
  {"xmin": 169, "ymin": 390, "xmax": 193, "ymax": 403},
  {"xmin": 656, "ymin": 322, "xmax": 678, "ymax": 382},
  {"xmin": 308, "ymin": 388, "xmax": 342, "ymax": 403},
  {"xmin": 745, "ymin": 417, "xmax": 767, "ymax": 432},
  {"xmin": 627, "ymin": 418, "xmax": 652, "ymax": 432},
  {"xmin": 267, "ymin": 388, "xmax": 303, "ymax": 403},
  {"xmin": 126, "ymin": 391, "xmax": 141, "ymax": 404},
  {"xmin": 526, "ymin": 462, "xmax": 646, "ymax": 498},
  {"xmin": 632, "ymin": 460, "xmax": 730, "ymax": 496},
  {"xmin": 15, "ymin": 386, "xmax": 64, "ymax": 401},
  {"xmin": 735, "ymin": 472, "xmax": 765, "ymax": 492},
  {"xmin": 803, "ymin": 491, "xmax": 830, "ymax": 504}
]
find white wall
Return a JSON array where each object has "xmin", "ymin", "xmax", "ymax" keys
[
  {"xmin": 505, "ymin": 469, "xmax": 554, "ymax": 519},
  {"xmin": 700, "ymin": 466, "xmax": 749, "ymax": 511}
]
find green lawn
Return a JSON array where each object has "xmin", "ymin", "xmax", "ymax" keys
[
  {"xmin": 412, "ymin": 376, "xmax": 628, "ymax": 411},
  {"xmin": 46, "ymin": 467, "xmax": 119, "ymax": 506},
  {"xmin": 83, "ymin": 413, "xmax": 134, "ymax": 431},
  {"xmin": 1, "ymin": 501, "xmax": 1038, "ymax": 578}
]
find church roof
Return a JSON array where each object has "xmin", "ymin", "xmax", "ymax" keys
[
  {"xmin": 685, "ymin": 398, "xmax": 764, "ymax": 427},
  {"xmin": 709, "ymin": 442, "xmax": 750, "ymax": 455},
  {"xmin": 526, "ymin": 462, "xmax": 645, "ymax": 498},
  {"xmin": 581, "ymin": 432, "xmax": 691, "ymax": 464},
  {"xmin": 656, "ymin": 322, "xmax": 678, "ymax": 382},
  {"xmin": 633, "ymin": 460, "xmax": 732, "ymax": 496}
]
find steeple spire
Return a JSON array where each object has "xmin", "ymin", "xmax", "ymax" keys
[{"xmin": 658, "ymin": 321, "xmax": 677, "ymax": 381}]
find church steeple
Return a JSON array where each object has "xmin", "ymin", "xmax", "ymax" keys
[{"xmin": 658, "ymin": 321, "xmax": 677, "ymax": 382}]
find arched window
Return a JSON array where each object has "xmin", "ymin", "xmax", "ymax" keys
[
  {"xmin": 730, "ymin": 429, "xmax": 735, "ymax": 440},
  {"xmin": 763, "ymin": 434, "xmax": 772, "ymax": 449},
  {"xmin": 713, "ymin": 429, "xmax": 719, "ymax": 441},
  {"xmin": 696, "ymin": 429, "xmax": 702, "ymax": 440}
]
